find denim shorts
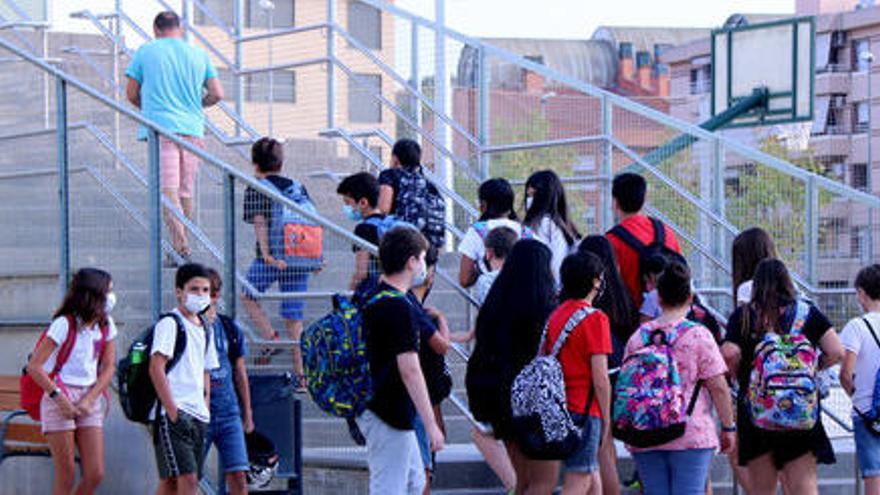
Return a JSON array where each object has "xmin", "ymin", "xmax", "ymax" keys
[
  {"xmin": 204, "ymin": 414, "xmax": 249, "ymax": 474},
  {"xmin": 854, "ymin": 415, "xmax": 880, "ymax": 478},
  {"xmin": 244, "ymin": 258, "xmax": 310, "ymax": 320},
  {"xmin": 564, "ymin": 414, "xmax": 602, "ymax": 473}
]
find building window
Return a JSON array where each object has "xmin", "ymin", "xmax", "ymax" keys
[
  {"xmin": 245, "ymin": 71, "xmax": 296, "ymax": 103},
  {"xmin": 822, "ymin": 158, "xmax": 846, "ymax": 181},
  {"xmin": 348, "ymin": 73, "xmax": 382, "ymax": 123},
  {"xmin": 347, "ymin": 0, "xmax": 382, "ymax": 50},
  {"xmin": 195, "ymin": 1, "xmax": 294, "ymax": 28},
  {"xmin": 819, "ymin": 217, "xmax": 846, "ymax": 255},
  {"xmin": 689, "ymin": 65, "xmax": 711, "ymax": 95},
  {"xmin": 853, "ymin": 38, "xmax": 871, "ymax": 71},
  {"xmin": 247, "ymin": 0, "xmax": 295, "ymax": 28},
  {"xmin": 195, "ymin": 0, "xmax": 234, "ymax": 26},
  {"xmin": 854, "ymin": 101, "xmax": 870, "ymax": 133},
  {"xmin": 851, "ymin": 163, "xmax": 869, "ymax": 190},
  {"xmin": 852, "ymin": 226, "xmax": 867, "ymax": 258}
]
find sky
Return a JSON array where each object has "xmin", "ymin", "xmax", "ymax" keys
[{"xmin": 397, "ymin": 0, "xmax": 796, "ymax": 39}]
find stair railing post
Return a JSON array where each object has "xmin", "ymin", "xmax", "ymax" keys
[
  {"xmin": 234, "ymin": 0, "xmax": 244, "ymax": 137},
  {"xmin": 148, "ymin": 129, "xmax": 162, "ymax": 321},
  {"xmin": 410, "ymin": 21, "xmax": 420, "ymax": 135},
  {"xmin": 224, "ymin": 173, "xmax": 237, "ymax": 319},
  {"xmin": 601, "ymin": 95, "xmax": 613, "ymax": 232},
  {"xmin": 326, "ymin": 0, "xmax": 336, "ymax": 129},
  {"xmin": 478, "ymin": 43, "xmax": 489, "ymax": 180},
  {"xmin": 56, "ymin": 77, "xmax": 70, "ymax": 296},
  {"xmin": 805, "ymin": 176, "xmax": 819, "ymax": 288}
]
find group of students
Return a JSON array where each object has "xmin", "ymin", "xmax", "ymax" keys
[{"xmin": 26, "ymin": 264, "xmax": 257, "ymax": 495}]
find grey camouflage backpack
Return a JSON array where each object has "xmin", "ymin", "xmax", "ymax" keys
[{"xmin": 510, "ymin": 307, "xmax": 595, "ymax": 459}]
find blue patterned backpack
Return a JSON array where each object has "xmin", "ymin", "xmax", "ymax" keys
[{"xmin": 300, "ymin": 290, "xmax": 402, "ymax": 418}]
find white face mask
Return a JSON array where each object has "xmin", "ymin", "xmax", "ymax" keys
[
  {"xmin": 105, "ymin": 292, "xmax": 117, "ymax": 314},
  {"xmin": 184, "ymin": 293, "xmax": 211, "ymax": 314},
  {"xmin": 412, "ymin": 258, "xmax": 428, "ymax": 287},
  {"xmin": 526, "ymin": 196, "xmax": 534, "ymax": 211}
]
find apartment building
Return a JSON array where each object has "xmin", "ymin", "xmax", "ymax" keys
[{"xmin": 664, "ymin": 0, "xmax": 880, "ymax": 291}]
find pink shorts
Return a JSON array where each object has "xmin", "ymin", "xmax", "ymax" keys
[
  {"xmin": 160, "ymin": 135, "xmax": 203, "ymax": 198},
  {"xmin": 40, "ymin": 384, "xmax": 107, "ymax": 434}
]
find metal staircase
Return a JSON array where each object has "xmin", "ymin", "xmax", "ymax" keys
[{"xmin": 0, "ymin": 0, "xmax": 878, "ymax": 492}]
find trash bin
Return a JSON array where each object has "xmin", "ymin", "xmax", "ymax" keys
[{"xmin": 249, "ymin": 372, "xmax": 303, "ymax": 495}]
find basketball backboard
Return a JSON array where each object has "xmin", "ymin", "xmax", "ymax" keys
[{"xmin": 711, "ymin": 17, "xmax": 815, "ymax": 128}]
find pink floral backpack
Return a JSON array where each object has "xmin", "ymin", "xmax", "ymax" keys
[
  {"xmin": 746, "ymin": 299, "xmax": 819, "ymax": 431},
  {"xmin": 612, "ymin": 319, "xmax": 701, "ymax": 448}
]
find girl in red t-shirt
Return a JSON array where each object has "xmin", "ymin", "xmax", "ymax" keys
[{"xmin": 541, "ymin": 251, "xmax": 614, "ymax": 494}]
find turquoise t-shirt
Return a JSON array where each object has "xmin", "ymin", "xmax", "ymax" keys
[{"xmin": 125, "ymin": 37, "xmax": 217, "ymax": 139}]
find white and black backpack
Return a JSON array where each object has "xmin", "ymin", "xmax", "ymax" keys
[
  {"xmin": 510, "ymin": 307, "xmax": 595, "ymax": 460},
  {"xmin": 395, "ymin": 167, "xmax": 446, "ymax": 249}
]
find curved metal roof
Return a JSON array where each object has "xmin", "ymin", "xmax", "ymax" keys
[
  {"xmin": 457, "ymin": 38, "xmax": 618, "ymax": 90},
  {"xmin": 591, "ymin": 26, "xmax": 710, "ymax": 54}
]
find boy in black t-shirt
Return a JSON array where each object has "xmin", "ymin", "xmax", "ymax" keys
[
  {"xmin": 408, "ymin": 247, "xmax": 452, "ymax": 491},
  {"xmin": 240, "ymin": 138, "xmax": 312, "ymax": 387},
  {"xmin": 336, "ymin": 172, "xmax": 385, "ymax": 290},
  {"xmin": 358, "ymin": 227, "xmax": 445, "ymax": 494}
]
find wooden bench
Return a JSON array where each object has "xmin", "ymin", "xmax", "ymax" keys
[{"xmin": 0, "ymin": 375, "xmax": 52, "ymax": 465}]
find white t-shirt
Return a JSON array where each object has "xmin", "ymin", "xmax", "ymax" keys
[
  {"xmin": 458, "ymin": 219, "xmax": 524, "ymax": 264},
  {"xmin": 533, "ymin": 216, "xmax": 573, "ymax": 283},
  {"xmin": 840, "ymin": 312, "xmax": 880, "ymax": 415},
  {"xmin": 151, "ymin": 308, "xmax": 220, "ymax": 422},
  {"xmin": 736, "ymin": 280, "xmax": 753, "ymax": 306},
  {"xmin": 43, "ymin": 316, "xmax": 118, "ymax": 387},
  {"xmin": 640, "ymin": 290, "xmax": 662, "ymax": 319}
]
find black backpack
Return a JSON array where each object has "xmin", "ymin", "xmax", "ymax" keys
[
  {"xmin": 395, "ymin": 167, "xmax": 446, "ymax": 249},
  {"xmin": 216, "ymin": 313, "xmax": 244, "ymax": 364},
  {"xmin": 610, "ymin": 217, "xmax": 687, "ymax": 292},
  {"xmin": 117, "ymin": 313, "xmax": 207, "ymax": 423}
]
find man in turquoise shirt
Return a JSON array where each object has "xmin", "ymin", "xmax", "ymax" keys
[{"xmin": 126, "ymin": 11, "xmax": 223, "ymax": 263}]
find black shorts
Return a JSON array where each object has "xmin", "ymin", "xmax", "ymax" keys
[
  {"xmin": 736, "ymin": 401, "xmax": 836, "ymax": 469},
  {"xmin": 153, "ymin": 411, "xmax": 209, "ymax": 480}
]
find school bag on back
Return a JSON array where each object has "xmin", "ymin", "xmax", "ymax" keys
[
  {"xmin": 747, "ymin": 299, "xmax": 819, "ymax": 431},
  {"xmin": 509, "ymin": 307, "xmax": 595, "ymax": 460},
  {"xmin": 395, "ymin": 168, "xmax": 446, "ymax": 249},
  {"xmin": 300, "ymin": 290, "xmax": 403, "ymax": 418},
  {"xmin": 20, "ymin": 315, "xmax": 79, "ymax": 420},
  {"xmin": 612, "ymin": 320, "xmax": 701, "ymax": 448},
  {"xmin": 609, "ymin": 217, "xmax": 686, "ymax": 292},
  {"xmin": 262, "ymin": 178, "xmax": 323, "ymax": 271},
  {"xmin": 854, "ymin": 317, "xmax": 880, "ymax": 435},
  {"xmin": 117, "ymin": 313, "xmax": 188, "ymax": 424}
]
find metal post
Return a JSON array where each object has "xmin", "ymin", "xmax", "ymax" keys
[
  {"xmin": 326, "ymin": 0, "xmax": 336, "ymax": 129},
  {"xmin": 868, "ymin": 53, "xmax": 875, "ymax": 263},
  {"xmin": 112, "ymin": 11, "xmax": 121, "ymax": 169},
  {"xmin": 261, "ymin": 0, "xmax": 275, "ymax": 136},
  {"xmin": 223, "ymin": 173, "xmax": 237, "ymax": 319},
  {"xmin": 805, "ymin": 176, "xmax": 819, "ymax": 287},
  {"xmin": 56, "ymin": 78, "xmax": 70, "ymax": 296},
  {"xmin": 182, "ymin": 0, "xmax": 194, "ymax": 43},
  {"xmin": 435, "ymin": 0, "xmax": 453, "ymax": 249},
  {"xmin": 148, "ymin": 129, "xmax": 163, "ymax": 321},
  {"xmin": 712, "ymin": 137, "xmax": 726, "ymax": 287},
  {"xmin": 600, "ymin": 95, "xmax": 613, "ymax": 232},
  {"xmin": 477, "ymin": 44, "xmax": 490, "ymax": 180},
  {"xmin": 42, "ymin": 26, "xmax": 49, "ymax": 129},
  {"xmin": 410, "ymin": 21, "xmax": 420, "ymax": 134},
  {"xmin": 234, "ymin": 0, "xmax": 245, "ymax": 137}
]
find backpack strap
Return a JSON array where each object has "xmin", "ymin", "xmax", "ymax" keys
[
  {"xmin": 862, "ymin": 317, "xmax": 880, "ymax": 352},
  {"xmin": 162, "ymin": 313, "xmax": 189, "ymax": 373},
  {"xmin": 217, "ymin": 314, "xmax": 241, "ymax": 362},
  {"xmin": 650, "ymin": 217, "xmax": 666, "ymax": 247},
  {"xmin": 787, "ymin": 299, "xmax": 811, "ymax": 336},
  {"xmin": 541, "ymin": 307, "xmax": 596, "ymax": 359},
  {"xmin": 51, "ymin": 315, "xmax": 79, "ymax": 378},
  {"xmin": 608, "ymin": 224, "xmax": 647, "ymax": 257}
]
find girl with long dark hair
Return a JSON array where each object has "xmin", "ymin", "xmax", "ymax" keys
[
  {"xmin": 26, "ymin": 268, "xmax": 118, "ymax": 495},
  {"xmin": 524, "ymin": 170, "xmax": 581, "ymax": 283},
  {"xmin": 458, "ymin": 178, "xmax": 529, "ymax": 287},
  {"xmin": 466, "ymin": 240, "xmax": 557, "ymax": 493},
  {"xmin": 577, "ymin": 235, "xmax": 639, "ymax": 495},
  {"xmin": 721, "ymin": 259, "xmax": 843, "ymax": 494},
  {"xmin": 732, "ymin": 227, "xmax": 778, "ymax": 307}
]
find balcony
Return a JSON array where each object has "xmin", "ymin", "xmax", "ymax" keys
[{"xmin": 816, "ymin": 69, "xmax": 851, "ymax": 95}]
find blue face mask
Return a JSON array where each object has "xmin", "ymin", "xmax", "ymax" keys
[{"xmin": 344, "ymin": 204, "xmax": 362, "ymax": 221}]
